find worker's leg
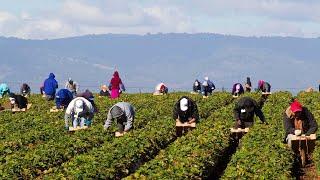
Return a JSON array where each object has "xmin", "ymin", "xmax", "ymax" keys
[
  {"xmin": 176, "ymin": 126, "xmax": 183, "ymax": 137},
  {"xmin": 73, "ymin": 117, "xmax": 79, "ymax": 128},
  {"xmin": 79, "ymin": 117, "xmax": 85, "ymax": 128}
]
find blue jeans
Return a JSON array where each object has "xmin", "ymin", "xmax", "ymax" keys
[{"xmin": 72, "ymin": 117, "xmax": 86, "ymax": 128}]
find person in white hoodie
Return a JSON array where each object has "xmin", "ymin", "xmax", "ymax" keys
[{"xmin": 64, "ymin": 97, "xmax": 94, "ymax": 130}]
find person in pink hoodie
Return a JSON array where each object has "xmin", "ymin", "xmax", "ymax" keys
[{"xmin": 108, "ymin": 71, "xmax": 125, "ymax": 99}]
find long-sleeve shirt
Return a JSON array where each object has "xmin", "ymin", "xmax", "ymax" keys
[
  {"xmin": 104, "ymin": 102, "xmax": 135, "ymax": 131},
  {"xmin": 234, "ymin": 97, "xmax": 265, "ymax": 123},
  {"xmin": 65, "ymin": 81, "xmax": 78, "ymax": 92},
  {"xmin": 283, "ymin": 106, "xmax": 318, "ymax": 136},
  {"xmin": 65, "ymin": 97, "xmax": 94, "ymax": 120},
  {"xmin": 173, "ymin": 97, "xmax": 199, "ymax": 123}
]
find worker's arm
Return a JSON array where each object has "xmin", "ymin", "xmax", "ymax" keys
[
  {"xmin": 254, "ymin": 107, "xmax": 266, "ymax": 123},
  {"xmin": 173, "ymin": 103, "xmax": 179, "ymax": 121},
  {"xmin": 104, "ymin": 111, "xmax": 113, "ymax": 130},
  {"xmin": 233, "ymin": 104, "xmax": 241, "ymax": 121},
  {"xmin": 283, "ymin": 114, "xmax": 294, "ymax": 135},
  {"xmin": 190, "ymin": 102, "xmax": 199, "ymax": 123},
  {"xmin": 305, "ymin": 108, "xmax": 318, "ymax": 135}
]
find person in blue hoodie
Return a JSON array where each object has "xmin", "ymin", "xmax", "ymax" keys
[
  {"xmin": 0, "ymin": 83, "xmax": 10, "ymax": 98},
  {"xmin": 55, "ymin": 89, "xmax": 74, "ymax": 109},
  {"xmin": 44, "ymin": 73, "xmax": 58, "ymax": 101}
]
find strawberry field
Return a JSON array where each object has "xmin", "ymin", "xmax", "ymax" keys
[{"xmin": 0, "ymin": 92, "xmax": 319, "ymax": 179}]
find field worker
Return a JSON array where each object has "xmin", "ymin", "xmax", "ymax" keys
[
  {"xmin": 43, "ymin": 73, "xmax": 58, "ymax": 101},
  {"xmin": 201, "ymin": 76, "xmax": 215, "ymax": 97},
  {"xmin": 258, "ymin": 80, "xmax": 271, "ymax": 93},
  {"xmin": 173, "ymin": 96, "xmax": 199, "ymax": 137},
  {"xmin": 234, "ymin": 97, "xmax": 266, "ymax": 128},
  {"xmin": 0, "ymin": 83, "xmax": 10, "ymax": 98},
  {"xmin": 154, "ymin": 82, "xmax": 168, "ymax": 95},
  {"xmin": 20, "ymin": 83, "xmax": 31, "ymax": 97},
  {"xmin": 77, "ymin": 89, "xmax": 98, "ymax": 112},
  {"xmin": 55, "ymin": 89, "xmax": 74, "ymax": 109},
  {"xmin": 232, "ymin": 83, "xmax": 244, "ymax": 96},
  {"xmin": 193, "ymin": 79, "xmax": 201, "ymax": 93},
  {"xmin": 284, "ymin": 100, "xmax": 318, "ymax": 148},
  {"xmin": 99, "ymin": 85, "xmax": 110, "ymax": 97},
  {"xmin": 245, "ymin": 77, "xmax": 252, "ymax": 92},
  {"xmin": 108, "ymin": 71, "xmax": 125, "ymax": 99},
  {"xmin": 65, "ymin": 78, "xmax": 78, "ymax": 96},
  {"xmin": 104, "ymin": 102, "xmax": 135, "ymax": 136},
  {"xmin": 64, "ymin": 97, "xmax": 94, "ymax": 130},
  {"xmin": 9, "ymin": 93, "xmax": 28, "ymax": 109}
]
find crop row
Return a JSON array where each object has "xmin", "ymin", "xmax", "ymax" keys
[
  {"xmin": 296, "ymin": 92, "xmax": 320, "ymax": 176},
  {"xmin": 222, "ymin": 92, "xmax": 294, "ymax": 179},
  {"xmin": 0, "ymin": 94, "xmax": 163, "ymax": 158},
  {"xmin": 0, "ymin": 94, "xmax": 182, "ymax": 178},
  {"xmin": 42, "ymin": 93, "xmax": 234, "ymax": 179},
  {"xmin": 124, "ymin": 92, "xmax": 263, "ymax": 179}
]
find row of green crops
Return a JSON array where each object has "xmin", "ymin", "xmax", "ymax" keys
[
  {"xmin": 296, "ymin": 92, "xmax": 320, "ymax": 176},
  {"xmin": 0, "ymin": 94, "xmax": 164, "ymax": 158},
  {"xmin": 124, "ymin": 93, "xmax": 262, "ymax": 179},
  {"xmin": 222, "ymin": 92, "xmax": 294, "ymax": 179},
  {"xmin": 0, "ymin": 93, "xmax": 184, "ymax": 178},
  {"xmin": 42, "ymin": 92, "xmax": 234, "ymax": 179}
]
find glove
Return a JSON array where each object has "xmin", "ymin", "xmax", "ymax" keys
[{"xmin": 294, "ymin": 129, "xmax": 302, "ymax": 136}]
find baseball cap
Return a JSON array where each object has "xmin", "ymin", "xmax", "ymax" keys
[
  {"xmin": 75, "ymin": 100, "xmax": 84, "ymax": 113},
  {"xmin": 290, "ymin": 101, "xmax": 302, "ymax": 113},
  {"xmin": 180, "ymin": 98, "xmax": 188, "ymax": 111}
]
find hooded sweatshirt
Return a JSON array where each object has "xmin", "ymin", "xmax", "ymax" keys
[
  {"xmin": 234, "ymin": 97, "xmax": 265, "ymax": 123},
  {"xmin": 109, "ymin": 71, "xmax": 125, "ymax": 91},
  {"xmin": 55, "ymin": 89, "xmax": 74, "ymax": 108},
  {"xmin": 173, "ymin": 96, "xmax": 199, "ymax": 123},
  {"xmin": 0, "ymin": 83, "xmax": 10, "ymax": 97},
  {"xmin": 283, "ymin": 106, "xmax": 318, "ymax": 137},
  {"xmin": 44, "ymin": 73, "xmax": 58, "ymax": 96}
]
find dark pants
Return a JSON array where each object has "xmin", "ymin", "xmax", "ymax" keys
[{"xmin": 117, "ymin": 118, "xmax": 133, "ymax": 132}]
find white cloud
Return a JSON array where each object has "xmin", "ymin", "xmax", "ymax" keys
[{"xmin": 0, "ymin": 0, "xmax": 320, "ymax": 39}]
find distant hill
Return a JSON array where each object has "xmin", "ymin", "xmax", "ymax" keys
[{"xmin": 1, "ymin": 33, "xmax": 319, "ymax": 93}]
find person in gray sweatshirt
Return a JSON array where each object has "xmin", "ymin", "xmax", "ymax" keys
[{"xmin": 104, "ymin": 102, "xmax": 135, "ymax": 136}]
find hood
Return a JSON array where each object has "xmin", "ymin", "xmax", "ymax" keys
[
  {"xmin": 113, "ymin": 71, "xmax": 119, "ymax": 78},
  {"xmin": 0, "ymin": 83, "xmax": 9, "ymax": 91},
  {"xmin": 49, "ymin": 73, "xmax": 55, "ymax": 79},
  {"xmin": 258, "ymin": 80, "xmax": 264, "ymax": 88}
]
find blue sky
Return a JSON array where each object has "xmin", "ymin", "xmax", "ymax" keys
[{"xmin": 0, "ymin": 0, "xmax": 320, "ymax": 39}]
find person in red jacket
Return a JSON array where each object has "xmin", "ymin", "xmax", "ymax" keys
[{"xmin": 108, "ymin": 71, "xmax": 125, "ymax": 99}]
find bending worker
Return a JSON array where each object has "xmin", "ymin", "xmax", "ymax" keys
[
  {"xmin": 20, "ymin": 83, "xmax": 31, "ymax": 97},
  {"xmin": 55, "ymin": 89, "xmax": 74, "ymax": 109},
  {"xmin": 154, "ymin": 82, "xmax": 168, "ymax": 95},
  {"xmin": 258, "ymin": 80, "xmax": 271, "ymax": 93},
  {"xmin": 9, "ymin": 93, "xmax": 28, "ymax": 109},
  {"xmin": 0, "ymin": 83, "xmax": 10, "ymax": 98},
  {"xmin": 234, "ymin": 96, "xmax": 267, "ymax": 128},
  {"xmin": 232, "ymin": 83, "xmax": 244, "ymax": 97},
  {"xmin": 283, "ymin": 100, "xmax": 318, "ymax": 148},
  {"xmin": 104, "ymin": 102, "xmax": 135, "ymax": 137},
  {"xmin": 173, "ymin": 96, "xmax": 199, "ymax": 137},
  {"xmin": 192, "ymin": 79, "xmax": 201, "ymax": 93},
  {"xmin": 64, "ymin": 97, "xmax": 94, "ymax": 130}
]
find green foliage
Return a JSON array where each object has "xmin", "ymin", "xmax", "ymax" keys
[{"xmin": 222, "ymin": 92, "xmax": 294, "ymax": 179}]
